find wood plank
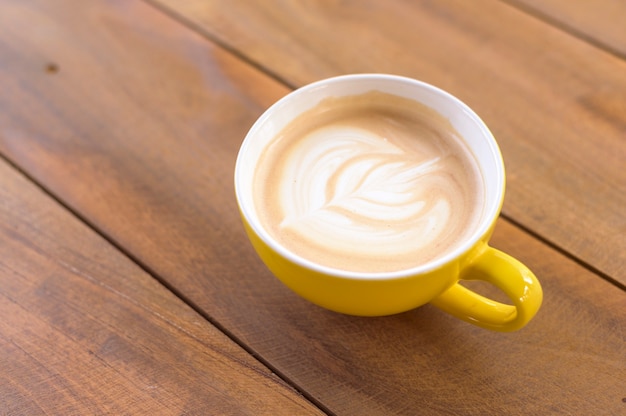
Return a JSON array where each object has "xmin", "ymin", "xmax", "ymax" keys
[
  {"xmin": 0, "ymin": 168, "xmax": 324, "ymax": 412},
  {"xmin": 0, "ymin": 0, "xmax": 624, "ymax": 415},
  {"xmin": 152, "ymin": 0, "xmax": 626, "ymax": 284},
  {"xmin": 0, "ymin": 3, "xmax": 323, "ymax": 413},
  {"xmin": 508, "ymin": 0, "xmax": 626, "ymax": 58}
]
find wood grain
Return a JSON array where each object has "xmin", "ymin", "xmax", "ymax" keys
[
  {"xmin": 0, "ymin": 161, "xmax": 324, "ymax": 414},
  {"xmin": 1, "ymin": 0, "xmax": 624, "ymax": 415},
  {"xmin": 509, "ymin": 0, "xmax": 626, "ymax": 57},
  {"xmin": 152, "ymin": 0, "xmax": 626, "ymax": 284}
]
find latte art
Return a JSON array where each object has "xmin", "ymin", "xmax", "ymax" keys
[{"xmin": 254, "ymin": 91, "xmax": 485, "ymax": 272}]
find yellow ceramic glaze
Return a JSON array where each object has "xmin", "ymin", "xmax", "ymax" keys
[{"xmin": 242, "ymin": 214, "xmax": 542, "ymax": 332}]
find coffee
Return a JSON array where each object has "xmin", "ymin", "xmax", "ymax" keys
[{"xmin": 253, "ymin": 91, "xmax": 485, "ymax": 273}]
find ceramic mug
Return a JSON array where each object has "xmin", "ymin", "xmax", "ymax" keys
[{"xmin": 234, "ymin": 74, "xmax": 542, "ymax": 331}]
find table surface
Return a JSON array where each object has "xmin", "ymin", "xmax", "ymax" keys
[{"xmin": 1, "ymin": 1, "xmax": 625, "ymax": 415}]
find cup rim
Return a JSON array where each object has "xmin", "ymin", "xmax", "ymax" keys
[{"xmin": 235, "ymin": 73, "xmax": 505, "ymax": 281}]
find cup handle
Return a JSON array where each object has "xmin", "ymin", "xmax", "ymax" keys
[{"xmin": 430, "ymin": 245, "xmax": 543, "ymax": 332}]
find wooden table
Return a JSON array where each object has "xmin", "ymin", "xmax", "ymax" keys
[{"xmin": 1, "ymin": 1, "xmax": 624, "ymax": 414}]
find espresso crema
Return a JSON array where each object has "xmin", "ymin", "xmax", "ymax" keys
[{"xmin": 253, "ymin": 91, "xmax": 485, "ymax": 273}]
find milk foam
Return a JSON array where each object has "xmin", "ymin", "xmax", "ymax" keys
[{"xmin": 254, "ymin": 91, "xmax": 484, "ymax": 273}]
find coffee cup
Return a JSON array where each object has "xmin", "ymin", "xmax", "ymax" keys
[{"xmin": 235, "ymin": 74, "xmax": 542, "ymax": 331}]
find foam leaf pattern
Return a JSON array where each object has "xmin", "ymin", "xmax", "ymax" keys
[{"xmin": 277, "ymin": 126, "xmax": 465, "ymax": 258}]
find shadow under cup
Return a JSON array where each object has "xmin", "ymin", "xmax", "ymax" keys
[{"xmin": 235, "ymin": 74, "xmax": 542, "ymax": 332}]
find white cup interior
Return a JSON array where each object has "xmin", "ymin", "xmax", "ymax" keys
[{"xmin": 235, "ymin": 74, "xmax": 505, "ymax": 278}]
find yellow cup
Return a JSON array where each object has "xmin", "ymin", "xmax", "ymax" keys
[{"xmin": 235, "ymin": 74, "xmax": 542, "ymax": 332}]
